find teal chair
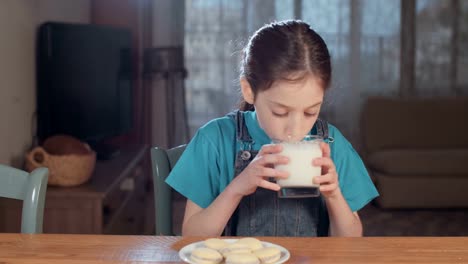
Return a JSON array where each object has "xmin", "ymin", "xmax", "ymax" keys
[
  {"xmin": 0, "ymin": 164, "xmax": 49, "ymax": 233},
  {"xmin": 150, "ymin": 145, "xmax": 186, "ymax": 235}
]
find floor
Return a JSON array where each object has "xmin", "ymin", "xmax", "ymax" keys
[{"xmin": 172, "ymin": 196, "xmax": 468, "ymax": 236}]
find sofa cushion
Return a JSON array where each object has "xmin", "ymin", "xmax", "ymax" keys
[
  {"xmin": 367, "ymin": 149, "xmax": 468, "ymax": 176},
  {"xmin": 374, "ymin": 172, "xmax": 468, "ymax": 208},
  {"xmin": 361, "ymin": 97, "xmax": 468, "ymax": 153}
]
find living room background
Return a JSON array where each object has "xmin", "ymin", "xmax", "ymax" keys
[{"xmin": 183, "ymin": 0, "xmax": 468, "ymax": 150}]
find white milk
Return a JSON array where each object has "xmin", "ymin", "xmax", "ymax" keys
[{"xmin": 275, "ymin": 138, "xmax": 322, "ymax": 188}]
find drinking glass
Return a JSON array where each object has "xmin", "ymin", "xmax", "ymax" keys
[{"xmin": 274, "ymin": 135, "xmax": 323, "ymax": 198}]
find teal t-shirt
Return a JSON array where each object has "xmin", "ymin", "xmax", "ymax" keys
[{"xmin": 165, "ymin": 111, "xmax": 379, "ymax": 212}]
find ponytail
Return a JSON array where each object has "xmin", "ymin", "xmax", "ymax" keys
[{"xmin": 239, "ymin": 100, "xmax": 255, "ymax": 111}]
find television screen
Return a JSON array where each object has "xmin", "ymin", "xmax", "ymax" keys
[{"xmin": 37, "ymin": 22, "xmax": 133, "ymax": 148}]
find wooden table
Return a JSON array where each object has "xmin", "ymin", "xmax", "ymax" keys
[{"xmin": 0, "ymin": 234, "xmax": 467, "ymax": 263}]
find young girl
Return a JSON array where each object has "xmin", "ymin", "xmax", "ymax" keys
[{"xmin": 166, "ymin": 20, "xmax": 378, "ymax": 237}]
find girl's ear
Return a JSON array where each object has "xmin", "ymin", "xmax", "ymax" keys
[{"xmin": 240, "ymin": 78, "xmax": 254, "ymax": 104}]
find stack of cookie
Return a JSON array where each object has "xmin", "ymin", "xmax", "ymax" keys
[{"xmin": 189, "ymin": 237, "xmax": 282, "ymax": 264}]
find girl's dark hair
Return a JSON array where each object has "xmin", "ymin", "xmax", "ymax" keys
[{"xmin": 239, "ymin": 20, "xmax": 332, "ymax": 111}]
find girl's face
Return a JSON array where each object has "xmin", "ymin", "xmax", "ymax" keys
[{"xmin": 241, "ymin": 74, "xmax": 324, "ymax": 142}]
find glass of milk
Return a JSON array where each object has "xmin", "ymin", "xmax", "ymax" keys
[{"xmin": 274, "ymin": 135, "xmax": 323, "ymax": 198}]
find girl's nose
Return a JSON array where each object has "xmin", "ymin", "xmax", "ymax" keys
[{"xmin": 286, "ymin": 115, "xmax": 303, "ymax": 141}]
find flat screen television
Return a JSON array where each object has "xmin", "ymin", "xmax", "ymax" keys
[{"xmin": 36, "ymin": 22, "xmax": 133, "ymax": 159}]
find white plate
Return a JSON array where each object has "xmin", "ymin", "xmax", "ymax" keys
[{"xmin": 179, "ymin": 239, "xmax": 290, "ymax": 264}]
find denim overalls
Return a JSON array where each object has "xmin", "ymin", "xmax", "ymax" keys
[{"xmin": 225, "ymin": 111, "xmax": 331, "ymax": 237}]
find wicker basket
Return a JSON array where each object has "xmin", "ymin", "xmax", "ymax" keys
[{"xmin": 25, "ymin": 135, "xmax": 96, "ymax": 187}]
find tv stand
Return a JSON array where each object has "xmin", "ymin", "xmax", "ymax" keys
[
  {"xmin": 0, "ymin": 145, "xmax": 151, "ymax": 234},
  {"xmin": 90, "ymin": 142, "xmax": 121, "ymax": 160}
]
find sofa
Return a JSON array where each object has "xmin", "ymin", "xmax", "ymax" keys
[{"xmin": 361, "ymin": 96, "xmax": 468, "ymax": 208}]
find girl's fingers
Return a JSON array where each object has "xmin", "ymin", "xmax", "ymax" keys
[
  {"xmin": 319, "ymin": 182, "xmax": 338, "ymax": 192},
  {"xmin": 257, "ymin": 167, "xmax": 289, "ymax": 179},
  {"xmin": 252, "ymin": 167, "xmax": 289, "ymax": 178},
  {"xmin": 320, "ymin": 142, "xmax": 331, "ymax": 158},
  {"xmin": 313, "ymin": 172, "xmax": 336, "ymax": 185},
  {"xmin": 258, "ymin": 144, "xmax": 283, "ymax": 156},
  {"xmin": 313, "ymin": 157, "xmax": 335, "ymax": 170},
  {"xmin": 258, "ymin": 154, "xmax": 289, "ymax": 166},
  {"xmin": 258, "ymin": 179, "xmax": 281, "ymax": 191}
]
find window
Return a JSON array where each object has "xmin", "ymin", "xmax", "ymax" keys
[{"xmin": 184, "ymin": 0, "xmax": 465, "ymax": 147}]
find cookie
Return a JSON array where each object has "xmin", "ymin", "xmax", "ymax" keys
[
  {"xmin": 237, "ymin": 237, "xmax": 263, "ymax": 251},
  {"xmin": 203, "ymin": 238, "xmax": 229, "ymax": 251},
  {"xmin": 253, "ymin": 247, "xmax": 281, "ymax": 264},
  {"xmin": 225, "ymin": 253, "xmax": 260, "ymax": 264},
  {"xmin": 220, "ymin": 242, "xmax": 252, "ymax": 257},
  {"xmin": 190, "ymin": 247, "xmax": 223, "ymax": 264}
]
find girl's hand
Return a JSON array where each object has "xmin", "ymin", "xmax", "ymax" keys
[
  {"xmin": 313, "ymin": 142, "xmax": 340, "ymax": 198},
  {"xmin": 230, "ymin": 144, "xmax": 289, "ymax": 196}
]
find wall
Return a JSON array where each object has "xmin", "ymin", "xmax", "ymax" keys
[
  {"xmin": 150, "ymin": 0, "xmax": 186, "ymax": 148},
  {"xmin": 0, "ymin": 0, "xmax": 90, "ymax": 166},
  {"xmin": 91, "ymin": 0, "xmax": 150, "ymax": 146}
]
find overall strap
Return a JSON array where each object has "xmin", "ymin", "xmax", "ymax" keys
[
  {"xmin": 227, "ymin": 110, "xmax": 255, "ymax": 158},
  {"xmin": 312, "ymin": 118, "xmax": 331, "ymax": 236},
  {"xmin": 314, "ymin": 118, "xmax": 334, "ymax": 143},
  {"xmin": 226, "ymin": 110, "xmax": 254, "ymax": 143},
  {"xmin": 224, "ymin": 110, "xmax": 257, "ymax": 236}
]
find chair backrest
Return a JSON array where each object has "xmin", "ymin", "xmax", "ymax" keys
[
  {"xmin": 150, "ymin": 145, "xmax": 186, "ymax": 235},
  {"xmin": 0, "ymin": 164, "xmax": 49, "ymax": 233}
]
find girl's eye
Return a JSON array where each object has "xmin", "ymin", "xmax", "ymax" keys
[
  {"xmin": 305, "ymin": 112, "xmax": 317, "ymax": 117},
  {"xmin": 272, "ymin": 112, "xmax": 288, "ymax": 117}
]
